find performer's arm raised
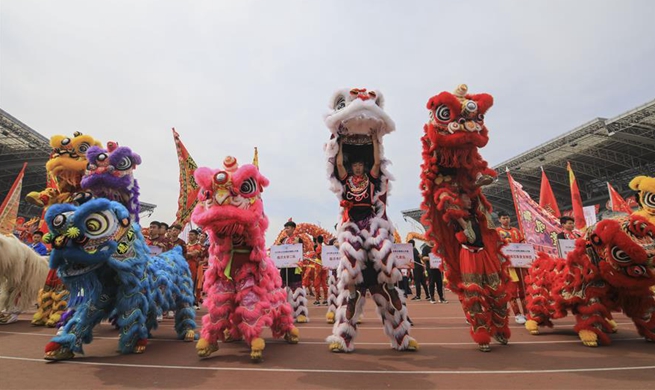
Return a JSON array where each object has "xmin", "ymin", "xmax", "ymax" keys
[
  {"xmin": 336, "ymin": 137, "xmax": 347, "ymax": 180},
  {"xmin": 371, "ymin": 130, "xmax": 381, "ymax": 179}
]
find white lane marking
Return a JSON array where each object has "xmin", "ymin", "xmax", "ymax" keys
[
  {"xmin": 0, "ymin": 331, "xmax": 644, "ymax": 345},
  {"xmin": 1, "ymin": 356, "xmax": 654, "ymax": 375}
]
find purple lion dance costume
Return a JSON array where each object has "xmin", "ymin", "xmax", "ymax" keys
[{"xmin": 82, "ymin": 141, "xmax": 142, "ymax": 222}]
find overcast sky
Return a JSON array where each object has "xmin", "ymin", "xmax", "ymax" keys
[{"xmin": 2, "ymin": 0, "xmax": 654, "ymax": 244}]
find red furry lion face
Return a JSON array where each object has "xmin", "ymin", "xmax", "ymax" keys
[
  {"xmin": 587, "ymin": 216, "xmax": 655, "ymax": 290},
  {"xmin": 191, "ymin": 156, "xmax": 269, "ymax": 239},
  {"xmin": 425, "ymin": 86, "xmax": 493, "ymax": 150}
]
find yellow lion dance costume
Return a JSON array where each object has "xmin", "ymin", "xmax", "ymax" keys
[
  {"xmin": 629, "ymin": 175, "xmax": 655, "ymax": 226},
  {"xmin": 27, "ymin": 131, "xmax": 102, "ymax": 327}
]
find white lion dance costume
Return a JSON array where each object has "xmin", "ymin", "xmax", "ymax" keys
[
  {"xmin": 0, "ymin": 235, "xmax": 49, "ymax": 324},
  {"xmin": 324, "ymin": 88, "xmax": 417, "ymax": 353}
]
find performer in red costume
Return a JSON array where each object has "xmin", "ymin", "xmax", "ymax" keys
[
  {"xmin": 420, "ymin": 84, "xmax": 511, "ymax": 352},
  {"xmin": 277, "ymin": 219, "xmax": 309, "ymax": 323},
  {"xmin": 496, "ymin": 211, "xmax": 527, "ymax": 325},
  {"xmin": 313, "ymin": 236, "xmax": 328, "ymax": 305}
]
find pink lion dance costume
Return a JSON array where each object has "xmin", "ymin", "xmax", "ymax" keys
[
  {"xmin": 419, "ymin": 84, "xmax": 511, "ymax": 352},
  {"xmin": 324, "ymin": 87, "xmax": 418, "ymax": 353},
  {"xmin": 192, "ymin": 154, "xmax": 299, "ymax": 362}
]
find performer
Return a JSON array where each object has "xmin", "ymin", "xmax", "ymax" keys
[
  {"xmin": 186, "ymin": 229, "xmax": 204, "ymax": 309},
  {"xmin": 277, "ymin": 219, "xmax": 309, "ymax": 323},
  {"xmin": 419, "ymin": 84, "xmax": 511, "ymax": 352},
  {"xmin": 452, "ymin": 192, "xmax": 511, "ymax": 352},
  {"xmin": 325, "ymin": 87, "xmax": 417, "ymax": 353},
  {"xmin": 313, "ymin": 236, "xmax": 328, "ymax": 305},
  {"xmin": 29, "ymin": 231, "xmax": 49, "ymax": 256},
  {"xmin": 557, "ymin": 216, "xmax": 581, "ymax": 240},
  {"xmin": 496, "ymin": 211, "xmax": 527, "ymax": 324}
]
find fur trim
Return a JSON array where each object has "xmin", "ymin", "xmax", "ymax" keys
[{"xmin": 0, "ymin": 235, "xmax": 49, "ymax": 313}]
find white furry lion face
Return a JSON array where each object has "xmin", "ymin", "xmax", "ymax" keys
[{"xmin": 324, "ymin": 88, "xmax": 395, "ymax": 137}]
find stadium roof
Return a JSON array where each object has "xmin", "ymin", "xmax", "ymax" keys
[
  {"xmin": 403, "ymin": 98, "xmax": 655, "ymax": 226},
  {"xmin": 0, "ymin": 108, "xmax": 156, "ymax": 220}
]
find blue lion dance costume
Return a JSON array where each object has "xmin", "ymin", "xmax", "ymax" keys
[{"xmin": 42, "ymin": 198, "xmax": 196, "ymax": 360}]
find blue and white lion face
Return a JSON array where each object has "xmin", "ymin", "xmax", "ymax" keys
[{"xmin": 45, "ymin": 198, "xmax": 131, "ymax": 277}]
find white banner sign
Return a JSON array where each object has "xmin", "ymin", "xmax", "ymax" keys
[
  {"xmin": 501, "ymin": 243, "xmax": 536, "ymax": 268},
  {"xmin": 583, "ymin": 205, "xmax": 597, "ymax": 227},
  {"xmin": 270, "ymin": 243, "xmax": 303, "ymax": 268},
  {"xmin": 557, "ymin": 239, "xmax": 577, "ymax": 259},
  {"xmin": 321, "ymin": 245, "xmax": 340, "ymax": 270},
  {"xmin": 392, "ymin": 243, "xmax": 413, "ymax": 269},
  {"xmin": 428, "ymin": 253, "xmax": 442, "ymax": 269}
]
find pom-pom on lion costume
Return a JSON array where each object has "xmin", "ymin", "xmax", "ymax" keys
[
  {"xmin": 192, "ymin": 153, "xmax": 299, "ymax": 362},
  {"xmin": 629, "ymin": 175, "xmax": 655, "ymax": 225},
  {"xmin": 41, "ymin": 198, "xmax": 196, "ymax": 361},
  {"xmin": 0, "ymin": 235, "xmax": 49, "ymax": 324},
  {"xmin": 324, "ymin": 87, "xmax": 417, "ymax": 353},
  {"xmin": 524, "ymin": 215, "xmax": 655, "ymax": 347},
  {"xmin": 419, "ymin": 84, "xmax": 511, "ymax": 352}
]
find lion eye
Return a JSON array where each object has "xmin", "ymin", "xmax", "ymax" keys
[
  {"xmin": 115, "ymin": 156, "xmax": 132, "ymax": 171},
  {"xmin": 335, "ymin": 96, "xmax": 346, "ymax": 111},
  {"xmin": 434, "ymin": 105, "xmax": 451, "ymax": 122},
  {"xmin": 52, "ymin": 214, "xmax": 67, "ymax": 228},
  {"xmin": 77, "ymin": 142, "xmax": 91, "ymax": 153},
  {"xmin": 610, "ymin": 246, "xmax": 631, "ymax": 263},
  {"xmin": 84, "ymin": 211, "xmax": 116, "ymax": 238},
  {"xmin": 239, "ymin": 178, "xmax": 257, "ymax": 195}
]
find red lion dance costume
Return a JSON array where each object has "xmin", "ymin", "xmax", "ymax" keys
[
  {"xmin": 324, "ymin": 87, "xmax": 417, "ymax": 353},
  {"xmin": 192, "ymin": 154, "xmax": 299, "ymax": 362},
  {"xmin": 525, "ymin": 215, "xmax": 655, "ymax": 347},
  {"xmin": 419, "ymin": 84, "xmax": 511, "ymax": 352}
]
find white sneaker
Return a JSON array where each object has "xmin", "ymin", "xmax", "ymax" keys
[
  {"xmin": 193, "ymin": 305, "xmax": 199, "ymax": 310},
  {"xmin": 156, "ymin": 314, "xmax": 163, "ymax": 322},
  {"xmin": 0, "ymin": 313, "xmax": 19, "ymax": 324},
  {"xmin": 515, "ymin": 314, "xmax": 527, "ymax": 324},
  {"xmin": 167, "ymin": 311, "xmax": 175, "ymax": 318}
]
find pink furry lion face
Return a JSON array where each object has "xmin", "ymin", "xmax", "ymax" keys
[{"xmin": 191, "ymin": 156, "xmax": 270, "ymax": 238}]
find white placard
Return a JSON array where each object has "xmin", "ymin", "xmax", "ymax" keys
[
  {"xmin": 501, "ymin": 243, "xmax": 536, "ymax": 268},
  {"xmin": 392, "ymin": 243, "xmax": 413, "ymax": 269},
  {"xmin": 270, "ymin": 244, "xmax": 303, "ymax": 268},
  {"xmin": 428, "ymin": 253, "xmax": 443, "ymax": 269},
  {"xmin": 557, "ymin": 239, "xmax": 577, "ymax": 259},
  {"xmin": 148, "ymin": 245, "xmax": 163, "ymax": 255},
  {"xmin": 583, "ymin": 205, "xmax": 597, "ymax": 227},
  {"xmin": 321, "ymin": 245, "xmax": 340, "ymax": 270}
]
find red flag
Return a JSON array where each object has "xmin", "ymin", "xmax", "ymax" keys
[
  {"xmin": 0, "ymin": 163, "xmax": 27, "ymax": 235},
  {"xmin": 172, "ymin": 128, "xmax": 199, "ymax": 226},
  {"xmin": 539, "ymin": 167, "xmax": 561, "ymax": 218},
  {"xmin": 607, "ymin": 182, "xmax": 632, "ymax": 214},
  {"xmin": 566, "ymin": 161, "xmax": 586, "ymax": 230}
]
